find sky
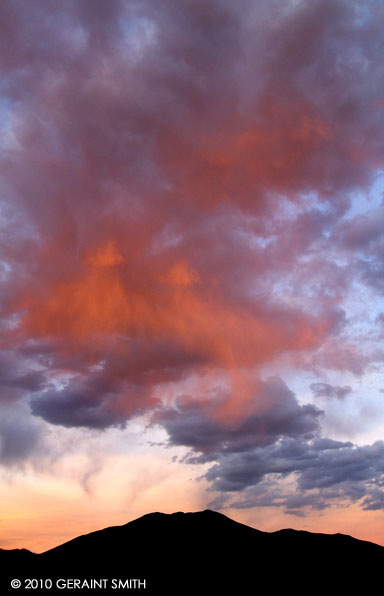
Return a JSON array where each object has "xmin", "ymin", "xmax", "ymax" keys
[{"xmin": 2, "ymin": 0, "xmax": 384, "ymax": 552}]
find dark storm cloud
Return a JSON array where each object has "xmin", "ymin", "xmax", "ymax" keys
[
  {"xmin": 30, "ymin": 338, "xmax": 205, "ymax": 428},
  {"xmin": 155, "ymin": 377, "xmax": 321, "ymax": 460},
  {"xmin": 205, "ymin": 438, "xmax": 384, "ymax": 513},
  {"xmin": 31, "ymin": 382, "xmax": 129, "ymax": 430},
  {"xmin": 159, "ymin": 377, "xmax": 384, "ymax": 513}
]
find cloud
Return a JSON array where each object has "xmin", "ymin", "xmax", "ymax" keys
[
  {"xmin": 310, "ymin": 382, "xmax": 352, "ymax": 400},
  {"xmin": 336, "ymin": 209, "xmax": 384, "ymax": 251},
  {"xmin": 332, "ymin": 206, "xmax": 384, "ymax": 294},
  {"xmin": 157, "ymin": 377, "xmax": 384, "ymax": 513},
  {"xmin": 0, "ymin": 0, "xmax": 383, "ymax": 525},
  {"xmin": 155, "ymin": 377, "xmax": 322, "ymax": 459},
  {"xmin": 0, "ymin": 350, "xmax": 46, "ymax": 403},
  {"xmin": 0, "ymin": 403, "xmax": 44, "ymax": 465},
  {"xmin": 205, "ymin": 438, "xmax": 384, "ymax": 514}
]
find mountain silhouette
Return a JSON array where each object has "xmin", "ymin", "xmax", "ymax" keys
[{"xmin": 1, "ymin": 510, "xmax": 382, "ymax": 594}]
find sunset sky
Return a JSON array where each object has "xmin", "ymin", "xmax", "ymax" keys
[{"xmin": 2, "ymin": 0, "xmax": 384, "ymax": 553}]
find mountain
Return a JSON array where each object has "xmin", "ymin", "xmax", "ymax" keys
[{"xmin": 1, "ymin": 510, "xmax": 382, "ymax": 594}]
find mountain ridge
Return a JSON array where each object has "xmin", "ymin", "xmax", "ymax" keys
[
  {"xmin": 2, "ymin": 509, "xmax": 380, "ymax": 555},
  {"xmin": 1, "ymin": 509, "xmax": 382, "ymax": 594}
]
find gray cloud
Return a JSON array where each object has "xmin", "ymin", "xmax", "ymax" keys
[
  {"xmin": 31, "ymin": 382, "xmax": 129, "ymax": 430},
  {"xmin": 0, "ymin": 404, "xmax": 43, "ymax": 465},
  {"xmin": 310, "ymin": 382, "xmax": 352, "ymax": 400},
  {"xmin": 158, "ymin": 376, "xmax": 384, "ymax": 514},
  {"xmin": 206, "ymin": 438, "xmax": 384, "ymax": 514},
  {"xmin": 333, "ymin": 206, "xmax": 384, "ymax": 295},
  {"xmin": 155, "ymin": 377, "xmax": 322, "ymax": 460},
  {"xmin": 0, "ymin": 350, "xmax": 47, "ymax": 403}
]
